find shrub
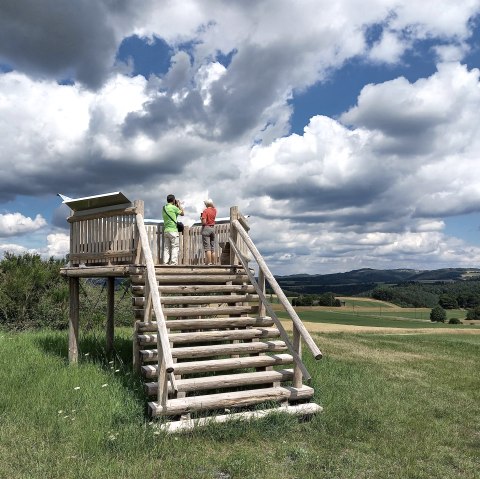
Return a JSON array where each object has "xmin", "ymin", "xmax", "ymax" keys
[
  {"xmin": 466, "ymin": 306, "xmax": 480, "ymax": 320},
  {"xmin": 430, "ymin": 305, "xmax": 446, "ymax": 323},
  {"xmin": 448, "ymin": 318, "xmax": 461, "ymax": 324},
  {"xmin": 0, "ymin": 252, "xmax": 68, "ymax": 329}
]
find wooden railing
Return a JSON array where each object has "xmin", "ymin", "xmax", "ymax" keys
[
  {"xmin": 68, "ymin": 205, "xmax": 138, "ymax": 266},
  {"xmin": 135, "ymin": 212, "xmax": 176, "ymax": 407},
  {"xmin": 68, "ymin": 201, "xmax": 250, "ymax": 267},
  {"xmin": 229, "ymin": 215, "xmax": 323, "ymax": 384}
]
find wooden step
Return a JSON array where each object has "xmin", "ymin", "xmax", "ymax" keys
[
  {"xmin": 145, "ymin": 369, "xmax": 294, "ymax": 395},
  {"xmin": 134, "ymin": 305, "xmax": 256, "ymax": 319},
  {"xmin": 129, "ymin": 265, "xmax": 246, "ymax": 275},
  {"xmin": 138, "ymin": 327, "xmax": 280, "ymax": 346},
  {"xmin": 149, "ymin": 385, "xmax": 314, "ymax": 416},
  {"xmin": 159, "ymin": 403, "xmax": 323, "ymax": 432},
  {"xmin": 138, "ymin": 316, "xmax": 273, "ymax": 332},
  {"xmin": 162, "ymin": 305, "xmax": 257, "ymax": 317},
  {"xmin": 132, "ymin": 294, "xmax": 259, "ymax": 306},
  {"xmin": 130, "ymin": 274, "xmax": 249, "ymax": 285},
  {"xmin": 142, "ymin": 353, "xmax": 293, "ymax": 377},
  {"xmin": 131, "ymin": 284, "xmax": 256, "ymax": 296},
  {"xmin": 140, "ymin": 340, "xmax": 288, "ymax": 361}
]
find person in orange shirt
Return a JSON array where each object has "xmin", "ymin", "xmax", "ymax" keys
[{"xmin": 200, "ymin": 198, "xmax": 217, "ymax": 265}]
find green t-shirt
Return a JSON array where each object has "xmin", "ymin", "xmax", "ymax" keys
[{"xmin": 163, "ymin": 203, "xmax": 181, "ymax": 233}]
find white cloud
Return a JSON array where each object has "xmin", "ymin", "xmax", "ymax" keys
[
  {"xmin": 0, "ymin": 243, "xmax": 30, "ymax": 257},
  {"xmin": 46, "ymin": 233, "xmax": 69, "ymax": 258},
  {"xmin": 1, "ymin": 2, "xmax": 480, "ymax": 273},
  {"xmin": 0, "ymin": 213, "xmax": 46, "ymax": 238}
]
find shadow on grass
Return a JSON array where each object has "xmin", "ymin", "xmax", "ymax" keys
[{"xmin": 34, "ymin": 330, "xmax": 148, "ymax": 406}]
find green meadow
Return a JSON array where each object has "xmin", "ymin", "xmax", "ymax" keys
[{"xmin": 1, "ymin": 327, "xmax": 479, "ymax": 478}]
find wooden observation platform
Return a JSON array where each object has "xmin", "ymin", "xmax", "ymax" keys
[{"xmin": 60, "ymin": 192, "xmax": 323, "ymax": 431}]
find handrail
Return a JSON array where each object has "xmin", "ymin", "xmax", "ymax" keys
[
  {"xmin": 232, "ymin": 218, "xmax": 323, "ymax": 360},
  {"xmin": 229, "ymin": 240, "xmax": 312, "ymax": 380},
  {"xmin": 135, "ymin": 213, "xmax": 175, "ymax": 374}
]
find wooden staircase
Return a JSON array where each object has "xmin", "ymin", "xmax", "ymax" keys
[{"xmin": 130, "ymin": 265, "xmax": 320, "ymax": 430}]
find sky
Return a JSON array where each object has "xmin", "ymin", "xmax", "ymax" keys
[{"xmin": 1, "ymin": 0, "xmax": 480, "ymax": 275}]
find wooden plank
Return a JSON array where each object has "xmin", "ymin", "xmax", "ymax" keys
[
  {"xmin": 145, "ymin": 369, "xmax": 294, "ymax": 395},
  {"xmin": 138, "ymin": 327, "xmax": 280, "ymax": 346},
  {"xmin": 130, "ymin": 284, "xmax": 256, "ymax": 296},
  {"xmin": 132, "ymin": 294, "xmax": 258, "ymax": 306},
  {"xmin": 142, "ymin": 353, "xmax": 293, "ymax": 377},
  {"xmin": 149, "ymin": 385, "xmax": 314, "ymax": 416},
  {"xmin": 132, "ymin": 305, "xmax": 257, "ymax": 320},
  {"xmin": 159, "ymin": 403, "xmax": 323, "ymax": 432},
  {"xmin": 140, "ymin": 340, "xmax": 288, "ymax": 361},
  {"xmin": 129, "ymin": 274, "xmax": 249, "ymax": 285},
  {"xmin": 60, "ymin": 265, "xmax": 130, "ymax": 277},
  {"xmin": 68, "ymin": 250, "xmax": 135, "ymax": 260},
  {"xmin": 138, "ymin": 316, "xmax": 274, "ymax": 332},
  {"xmin": 161, "ymin": 305, "xmax": 256, "ymax": 317}
]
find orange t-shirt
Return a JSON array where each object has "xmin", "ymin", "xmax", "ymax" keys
[{"xmin": 201, "ymin": 207, "xmax": 217, "ymax": 226}]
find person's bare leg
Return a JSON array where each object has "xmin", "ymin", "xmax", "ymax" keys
[
  {"xmin": 211, "ymin": 251, "xmax": 216, "ymax": 264},
  {"xmin": 205, "ymin": 250, "xmax": 212, "ymax": 264}
]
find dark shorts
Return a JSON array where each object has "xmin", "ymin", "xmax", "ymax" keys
[{"xmin": 202, "ymin": 226, "xmax": 215, "ymax": 250}]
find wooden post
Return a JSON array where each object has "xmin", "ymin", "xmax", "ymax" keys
[
  {"xmin": 106, "ymin": 276, "xmax": 115, "ymax": 356},
  {"xmin": 183, "ymin": 226, "xmax": 191, "ymax": 265},
  {"xmin": 230, "ymin": 206, "xmax": 239, "ymax": 265},
  {"xmin": 133, "ymin": 320, "xmax": 141, "ymax": 375},
  {"xmin": 156, "ymin": 223, "xmax": 162, "ymax": 265},
  {"xmin": 293, "ymin": 325, "xmax": 302, "ymax": 388},
  {"xmin": 68, "ymin": 276, "xmax": 80, "ymax": 363},
  {"xmin": 258, "ymin": 269, "xmax": 266, "ymax": 318},
  {"xmin": 157, "ymin": 356, "xmax": 169, "ymax": 407}
]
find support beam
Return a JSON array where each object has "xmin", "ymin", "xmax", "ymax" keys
[
  {"xmin": 68, "ymin": 277, "xmax": 80, "ymax": 363},
  {"xmin": 106, "ymin": 276, "xmax": 115, "ymax": 355},
  {"xmin": 229, "ymin": 206, "xmax": 239, "ymax": 264}
]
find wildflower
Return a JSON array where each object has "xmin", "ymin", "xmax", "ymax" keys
[
  {"xmin": 84, "ymin": 353, "xmax": 90, "ymax": 356},
  {"xmin": 115, "ymin": 369, "xmax": 120, "ymax": 373},
  {"xmin": 74, "ymin": 387, "xmax": 80, "ymax": 390},
  {"xmin": 58, "ymin": 410, "xmax": 63, "ymax": 414},
  {"xmin": 101, "ymin": 383, "xmax": 108, "ymax": 388}
]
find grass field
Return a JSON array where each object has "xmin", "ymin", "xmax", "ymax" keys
[
  {"xmin": 1, "ymin": 327, "xmax": 479, "ymax": 478},
  {"xmin": 274, "ymin": 296, "xmax": 480, "ymax": 329}
]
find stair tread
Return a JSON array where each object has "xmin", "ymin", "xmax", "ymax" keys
[
  {"xmin": 141, "ymin": 353, "xmax": 293, "ymax": 377},
  {"xmin": 138, "ymin": 316, "xmax": 273, "ymax": 332},
  {"xmin": 140, "ymin": 339, "xmax": 287, "ymax": 360},
  {"xmin": 161, "ymin": 305, "xmax": 256, "ymax": 317},
  {"xmin": 145, "ymin": 369, "xmax": 294, "ymax": 395},
  {"xmin": 158, "ymin": 294, "xmax": 259, "ymax": 305},
  {"xmin": 149, "ymin": 385, "xmax": 314, "ymax": 416},
  {"xmin": 138, "ymin": 327, "xmax": 280, "ymax": 345}
]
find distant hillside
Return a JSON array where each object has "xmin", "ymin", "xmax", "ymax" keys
[{"xmin": 275, "ymin": 268, "xmax": 480, "ymax": 295}]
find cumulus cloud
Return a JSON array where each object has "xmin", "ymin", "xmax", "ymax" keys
[
  {"xmin": 2, "ymin": 1, "xmax": 480, "ymax": 272},
  {"xmin": 46, "ymin": 233, "xmax": 70, "ymax": 258},
  {"xmin": 0, "ymin": 213, "xmax": 47, "ymax": 238}
]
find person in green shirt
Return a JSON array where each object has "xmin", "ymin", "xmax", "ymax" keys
[{"xmin": 162, "ymin": 194, "xmax": 184, "ymax": 265}]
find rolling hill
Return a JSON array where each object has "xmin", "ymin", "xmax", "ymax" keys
[{"xmin": 275, "ymin": 267, "xmax": 480, "ymax": 295}]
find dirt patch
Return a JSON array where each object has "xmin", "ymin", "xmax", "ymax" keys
[{"xmin": 280, "ymin": 320, "xmax": 480, "ymax": 335}]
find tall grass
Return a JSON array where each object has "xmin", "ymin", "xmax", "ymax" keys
[{"xmin": 1, "ymin": 328, "xmax": 479, "ymax": 478}]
